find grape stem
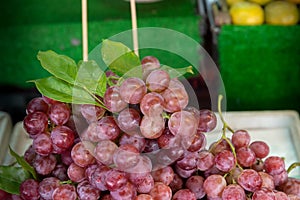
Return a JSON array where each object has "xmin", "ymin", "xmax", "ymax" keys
[
  {"xmin": 82, "ymin": 86, "xmax": 107, "ymax": 109},
  {"xmin": 218, "ymin": 95, "xmax": 243, "ymax": 170},
  {"xmin": 60, "ymin": 180, "xmax": 73, "ymax": 185},
  {"xmin": 217, "ymin": 95, "xmax": 235, "ymax": 134},
  {"xmin": 287, "ymin": 162, "xmax": 300, "ymax": 174}
]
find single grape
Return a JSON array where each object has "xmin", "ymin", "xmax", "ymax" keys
[
  {"xmin": 113, "ymin": 144, "xmax": 140, "ymax": 171},
  {"xmin": 250, "ymin": 141, "xmax": 270, "ymax": 159},
  {"xmin": 129, "ymin": 172, "xmax": 154, "ymax": 193},
  {"xmin": 155, "ymin": 146, "xmax": 185, "ymax": 167},
  {"xmin": 52, "ymin": 184, "xmax": 77, "ymax": 200},
  {"xmin": 258, "ymin": 171, "xmax": 275, "ymax": 190},
  {"xmin": 23, "ymin": 111, "xmax": 48, "ymax": 136},
  {"xmin": 146, "ymin": 69, "xmax": 170, "ymax": 92},
  {"xmin": 33, "ymin": 133, "xmax": 53, "ymax": 156},
  {"xmin": 172, "ymin": 189, "xmax": 197, "ymax": 200},
  {"xmin": 80, "ymin": 104, "xmax": 106, "ymax": 123},
  {"xmin": 185, "ymin": 175, "xmax": 206, "ymax": 199},
  {"xmin": 140, "ymin": 114, "xmax": 165, "ymax": 139},
  {"xmin": 197, "ymin": 109, "xmax": 217, "ymax": 133},
  {"xmin": 151, "ymin": 166, "xmax": 174, "ymax": 185},
  {"xmin": 128, "ymin": 155, "xmax": 153, "ymax": 174},
  {"xmin": 176, "ymin": 150, "xmax": 198, "ymax": 170},
  {"xmin": 26, "ymin": 97, "xmax": 49, "ymax": 114},
  {"xmin": 95, "ymin": 116, "xmax": 121, "ymax": 141},
  {"xmin": 221, "ymin": 184, "xmax": 246, "ymax": 200},
  {"xmin": 20, "ymin": 179, "xmax": 40, "ymax": 200},
  {"xmin": 33, "ymin": 154, "xmax": 57, "ymax": 175},
  {"xmin": 214, "ymin": 150, "xmax": 236, "ymax": 172},
  {"xmin": 236, "ymin": 147, "xmax": 256, "ymax": 167},
  {"xmin": 187, "ymin": 130, "xmax": 207, "ymax": 152},
  {"xmin": 120, "ymin": 77, "xmax": 147, "ymax": 104},
  {"xmin": 51, "ymin": 125, "xmax": 75, "ymax": 153},
  {"xmin": 263, "ymin": 156, "xmax": 285, "ymax": 176},
  {"xmin": 197, "ymin": 150, "xmax": 215, "ymax": 171},
  {"xmin": 209, "ymin": 139, "xmax": 231, "ymax": 155},
  {"xmin": 94, "ymin": 139, "xmax": 118, "ymax": 166},
  {"xmin": 168, "ymin": 110, "xmax": 198, "ymax": 138},
  {"xmin": 119, "ymin": 133, "xmax": 146, "ymax": 152},
  {"xmin": 169, "ymin": 173, "xmax": 183, "ymax": 193},
  {"xmin": 110, "ymin": 182, "xmax": 137, "ymax": 200},
  {"xmin": 90, "ymin": 166, "xmax": 110, "ymax": 191},
  {"xmin": 162, "ymin": 78, "xmax": 189, "ymax": 113},
  {"xmin": 71, "ymin": 141, "xmax": 95, "ymax": 167},
  {"xmin": 104, "ymin": 168, "xmax": 128, "ymax": 191},
  {"xmin": 49, "ymin": 102, "xmax": 70, "ymax": 125},
  {"xmin": 237, "ymin": 169, "xmax": 262, "ymax": 192},
  {"xmin": 149, "ymin": 182, "xmax": 172, "ymax": 200},
  {"xmin": 252, "ymin": 187, "xmax": 276, "ymax": 200},
  {"xmin": 51, "ymin": 164, "xmax": 68, "ymax": 181},
  {"xmin": 38, "ymin": 177, "xmax": 60, "ymax": 200},
  {"xmin": 203, "ymin": 174, "xmax": 226, "ymax": 198},
  {"xmin": 231, "ymin": 129, "xmax": 251, "ymax": 149},
  {"xmin": 67, "ymin": 162, "xmax": 86, "ymax": 183},
  {"xmin": 77, "ymin": 180, "xmax": 101, "ymax": 200},
  {"xmin": 140, "ymin": 92, "xmax": 164, "ymax": 116},
  {"xmin": 135, "ymin": 194, "xmax": 153, "ymax": 200},
  {"xmin": 104, "ymin": 85, "xmax": 128, "ymax": 113},
  {"xmin": 272, "ymin": 170, "xmax": 288, "ymax": 187},
  {"xmin": 117, "ymin": 108, "xmax": 141, "ymax": 134}
]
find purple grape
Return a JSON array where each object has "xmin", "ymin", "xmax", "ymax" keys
[
  {"xmin": 20, "ymin": 179, "xmax": 40, "ymax": 200},
  {"xmin": 49, "ymin": 102, "xmax": 70, "ymax": 125}
]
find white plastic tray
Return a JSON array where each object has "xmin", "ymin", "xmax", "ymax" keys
[
  {"xmin": 208, "ymin": 110, "xmax": 300, "ymax": 178},
  {"xmin": 1, "ymin": 110, "xmax": 300, "ymax": 177}
]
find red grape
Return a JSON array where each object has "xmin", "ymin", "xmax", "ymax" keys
[
  {"xmin": 104, "ymin": 85, "xmax": 128, "ymax": 113},
  {"xmin": 120, "ymin": 77, "xmax": 147, "ymax": 104},
  {"xmin": 263, "ymin": 156, "xmax": 285, "ymax": 176},
  {"xmin": 33, "ymin": 133, "xmax": 53, "ymax": 156},
  {"xmin": 221, "ymin": 184, "xmax": 246, "ymax": 200},
  {"xmin": 172, "ymin": 189, "xmax": 196, "ymax": 200},
  {"xmin": 236, "ymin": 147, "xmax": 256, "ymax": 167},
  {"xmin": 49, "ymin": 102, "xmax": 70, "ymax": 125},
  {"xmin": 52, "ymin": 184, "xmax": 77, "ymax": 200},
  {"xmin": 203, "ymin": 174, "xmax": 226, "ymax": 198},
  {"xmin": 26, "ymin": 97, "xmax": 49, "ymax": 114},
  {"xmin": 51, "ymin": 125, "xmax": 75, "ymax": 153},
  {"xmin": 94, "ymin": 139, "xmax": 118, "ymax": 166},
  {"xmin": 197, "ymin": 109, "xmax": 217, "ymax": 133},
  {"xmin": 71, "ymin": 141, "xmax": 95, "ymax": 167},
  {"xmin": 23, "ymin": 111, "xmax": 48, "ymax": 136},
  {"xmin": 38, "ymin": 177, "xmax": 60, "ymax": 200},
  {"xmin": 20, "ymin": 179, "xmax": 40, "ymax": 200},
  {"xmin": 214, "ymin": 150, "xmax": 236, "ymax": 172},
  {"xmin": 250, "ymin": 141, "xmax": 270, "ymax": 159},
  {"xmin": 80, "ymin": 104, "xmax": 106, "ymax": 123},
  {"xmin": 149, "ymin": 182, "xmax": 172, "ymax": 200},
  {"xmin": 146, "ymin": 69, "xmax": 170, "ymax": 92},
  {"xmin": 67, "ymin": 162, "xmax": 86, "ymax": 183},
  {"xmin": 185, "ymin": 175, "xmax": 206, "ymax": 199},
  {"xmin": 77, "ymin": 180, "xmax": 101, "ymax": 200},
  {"xmin": 237, "ymin": 169, "xmax": 262, "ymax": 192},
  {"xmin": 231, "ymin": 129, "xmax": 250, "ymax": 149}
]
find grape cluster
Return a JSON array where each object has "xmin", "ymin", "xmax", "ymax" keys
[{"xmin": 3, "ymin": 56, "xmax": 300, "ymax": 200}]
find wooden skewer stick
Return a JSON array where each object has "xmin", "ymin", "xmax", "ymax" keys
[
  {"xmin": 130, "ymin": 0, "xmax": 139, "ymax": 57},
  {"xmin": 82, "ymin": 0, "xmax": 88, "ymax": 61}
]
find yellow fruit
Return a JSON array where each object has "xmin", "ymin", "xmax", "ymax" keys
[
  {"xmin": 265, "ymin": 1, "xmax": 299, "ymax": 25},
  {"xmin": 226, "ymin": 0, "xmax": 244, "ymax": 7},
  {"xmin": 248, "ymin": 0, "xmax": 272, "ymax": 5},
  {"xmin": 229, "ymin": 2, "xmax": 264, "ymax": 25}
]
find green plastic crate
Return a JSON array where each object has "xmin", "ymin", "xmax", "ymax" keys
[{"xmin": 218, "ymin": 25, "xmax": 300, "ymax": 112}]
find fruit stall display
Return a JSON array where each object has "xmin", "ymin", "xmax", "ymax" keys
[
  {"xmin": 0, "ymin": 0, "xmax": 200, "ymax": 88},
  {"xmin": 0, "ymin": 40, "xmax": 299, "ymax": 199},
  {"xmin": 200, "ymin": 0, "xmax": 300, "ymax": 112}
]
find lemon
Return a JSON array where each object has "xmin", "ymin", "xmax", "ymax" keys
[
  {"xmin": 229, "ymin": 2, "xmax": 264, "ymax": 25},
  {"xmin": 265, "ymin": 1, "xmax": 299, "ymax": 25}
]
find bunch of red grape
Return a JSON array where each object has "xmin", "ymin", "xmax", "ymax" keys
[{"xmin": 1, "ymin": 56, "xmax": 300, "ymax": 200}]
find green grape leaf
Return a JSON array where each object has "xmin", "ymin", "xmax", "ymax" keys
[
  {"xmin": 101, "ymin": 39, "xmax": 142, "ymax": 78},
  {"xmin": 0, "ymin": 166, "xmax": 31, "ymax": 195},
  {"xmin": 160, "ymin": 65, "xmax": 194, "ymax": 79},
  {"xmin": 9, "ymin": 146, "xmax": 37, "ymax": 180},
  {"xmin": 37, "ymin": 50, "xmax": 78, "ymax": 84},
  {"xmin": 76, "ymin": 60, "xmax": 107, "ymax": 97},
  {"xmin": 31, "ymin": 76, "xmax": 101, "ymax": 106}
]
